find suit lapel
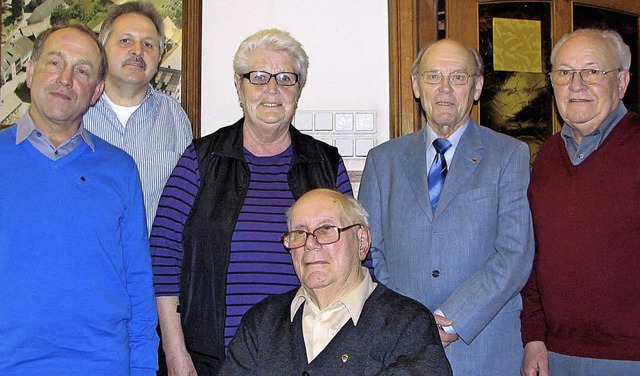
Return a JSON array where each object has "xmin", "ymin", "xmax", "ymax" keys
[
  {"xmin": 401, "ymin": 129, "xmax": 433, "ymax": 220},
  {"xmin": 434, "ymin": 121, "xmax": 485, "ymax": 218}
]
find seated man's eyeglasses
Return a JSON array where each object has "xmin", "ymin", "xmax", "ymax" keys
[
  {"xmin": 281, "ymin": 224, "xmax": 361, "ymax": 250},
  {"xmin": 242, "ymin": 71, "xmax": 299, "ymax": 86},
  {"xmin": 419, "ymin": 71, "xmax": 478, "ymax": 85},
  {"xmin": 548, "ymin": 68, "xmax": 620, "ymax": 86}
]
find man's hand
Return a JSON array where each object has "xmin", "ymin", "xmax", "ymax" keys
[
  {"xmin": 521, "ymin": 341, "xmax": 549, "ymax": 376},
  {"xmin": 157, "ymin": 296, "xmax": 198, "ymax": 376},
  {"xmin": 165, "ymin": 347, "xmax": 197, "ymax": 376},
  {"xmin": 433, "ymin": 313, "xmax": 459, "ymax": 348}
]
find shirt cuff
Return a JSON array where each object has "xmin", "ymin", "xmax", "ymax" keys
[{"xmin": 434, "ymin": 308, "xmax": 457, "ymax": 334}]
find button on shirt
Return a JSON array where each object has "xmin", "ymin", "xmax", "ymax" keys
[
  {"xmin": 15, "ymin": 112, "xmax": 94, "ymax": 160},
  {"xmin": 561, "ymin": 103, "xmax": 627, "ymax": 165},
  {"xmin": 290, "ymin": 267, "xmax": 377, "ymax": 362}
]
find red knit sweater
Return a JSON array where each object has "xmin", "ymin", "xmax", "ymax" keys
[{"xmin": 521, "ymin": 111, "xmax": 640, "ymax": 361}]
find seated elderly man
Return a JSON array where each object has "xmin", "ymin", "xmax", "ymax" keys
[{"xmin": 220, "ymin": 188, "xmax": 452, "ymax": 375}]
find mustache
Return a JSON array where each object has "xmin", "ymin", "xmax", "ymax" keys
[{"xmin": 123, "ymin": 56, "xmax": 147, "ymax": 69}]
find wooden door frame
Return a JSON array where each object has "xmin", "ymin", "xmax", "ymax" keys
[
  {"xmin": 387, "ymin": 0, "xmax": 436, "ymax": 138},
  {"xmin": 182, "ymin": 0, "xmax": 202, "ymax": 138},
  {"xmin": 389, "ymin": 0, "xmax": 640, "ymax": 138}
]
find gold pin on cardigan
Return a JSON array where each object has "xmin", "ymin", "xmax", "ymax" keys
[{"xmin": 341, "ymin": 354, "xmax": 349, "ymax": 363}]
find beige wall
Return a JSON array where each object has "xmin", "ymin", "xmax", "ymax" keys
[{"xmin": 201, "ymin": 1, "xmax": 389, "ymax": 172}]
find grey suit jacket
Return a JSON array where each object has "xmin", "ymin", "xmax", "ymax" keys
[{"xmin": 358, "ymin": 120, "xmax": 534, "ymax": 375}]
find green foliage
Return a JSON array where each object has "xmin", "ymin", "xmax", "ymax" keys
[
  {"xmin": 25, "ymin": 0, "xmax": 44, "ymax": 12},
  {"xmin": 50, "ymin": 0, "xmax": 110, "ymax": 26},
  {"xmin": 161, "ymin": 0, "xmax": 182, "ymax": 27},
  {"xmin": 3, "ymin": 0, "xmax": 24, "ymax": 25},
  {"xmin": 11, "ymin": 0, "xmax": 24, "ymax": 19}
]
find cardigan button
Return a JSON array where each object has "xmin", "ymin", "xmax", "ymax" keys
[
  {"xmin": 302, "ymin": 372, "xmax": 310, "ymax": 376},
  {"xmin": 431, "ymin": 270, "xmax": 440, "ymax": 278}
]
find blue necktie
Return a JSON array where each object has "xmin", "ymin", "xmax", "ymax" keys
[{"xmin": 428, "ymin": 138, "xmax": 452, "ymax": 212}]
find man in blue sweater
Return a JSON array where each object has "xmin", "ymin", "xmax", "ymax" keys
[{"xmin": 0, "ymin": 22, "xmax": 159, "ymax": 374}]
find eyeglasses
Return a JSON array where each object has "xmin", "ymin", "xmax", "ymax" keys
[
  {"xmin": 242, "ymin": 71, "xmax": 299, "ymax": 86},
  {"xmin": 281, "ymin": 223, "xmax": 361, "ymax": 250},
  {"xmin": 548, "ymin": 68, "xmax": 620, "ymax": 86},
  {"xmin": 418, "ymin": 71, "xmax": 478, "ymax": 85}
]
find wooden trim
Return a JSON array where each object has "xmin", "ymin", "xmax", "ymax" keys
[
  {"xmin": 388, "ymin": 0, "xmax": 415, "ymax": 138},
  {"xmin": 575, "ymin": 0, "xmax": 640, "ymax": 15},
  {"xmin": 182, "ymin": 0, "xmax": 202, "ymax": 138},
  {"xmin": 446, "ymin": 0, "xmax": 481, "ymax": 123},
  {"xmin": 550, "ymin": 0, "xmax": 573, "ymax": 133},
  {"xmin": 389, "ymin": 0, "xmax": 435, "ymax": 138}
]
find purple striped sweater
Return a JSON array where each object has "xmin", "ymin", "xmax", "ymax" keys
[{"xmin": 150, "ymin": 143, "xmax": 353, "ymax": 348}]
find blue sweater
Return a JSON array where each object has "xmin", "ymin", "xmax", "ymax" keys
[{"xmin": 0, "ymin": 126, "xmax": 159, "ymax": 375}]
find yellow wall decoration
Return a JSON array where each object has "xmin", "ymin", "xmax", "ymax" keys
[{"xmin": 493, "ymin": 18, "xmax": 542, "ymax": 73}]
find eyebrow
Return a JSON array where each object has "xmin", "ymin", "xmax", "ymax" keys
[
  {"xmin": 556, "ymin": 62, "xmax": 601, "ymax": 68},
  {"xmin": 46, "ymin": 51, "xmax": 96, "ymax": 69},
  {"xmin": 116, "ymin": 32, "xmax": 158, "ymax": 40}
]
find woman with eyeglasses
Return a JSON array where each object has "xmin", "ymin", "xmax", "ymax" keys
[{"xmin": 150, "ymin": 29, "xmax": 353, "ymax": 376}]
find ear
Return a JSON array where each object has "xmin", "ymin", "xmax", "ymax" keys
[
  {"xmin": 233, "ymin": 74, "xmax": 244, "ymax": 105},
  {"xmin": 473, "ymin": 74, "xmax": 484, "ymax": 102},
  {"xmin": 411, "ymin": 74, "xmax": 421, "ymax": 99},
  {"xmin": 357, "ymin": 227, "xmax": 371, "ymax": 261},
  {"xmin": 618, "ymin": 70, "xmax": 631, "ymax": 99},
  {"xmin": 25, "ymin": 60, "xmax": 35, "ymax": 89},
  {"xmin": 90, "ymin": 80, "xmax": 105, "ymax": 106}
]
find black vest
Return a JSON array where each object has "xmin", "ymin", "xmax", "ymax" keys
[{"xmin": 179, "ymin": 118, "xmax": 342, "ymax": 373}]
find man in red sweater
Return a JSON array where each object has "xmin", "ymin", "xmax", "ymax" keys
[{"xmin": 521, "ymin": 28, "xmax": 640, "ymax": 375}]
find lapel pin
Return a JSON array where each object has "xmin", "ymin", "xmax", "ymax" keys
[
  {"xmin": 341, "ymin": 354, "xmax": 349, "ymax": 363},
  {"xmin": 471, "ymin": 158, "xmax": 478, "ymax": 164}
]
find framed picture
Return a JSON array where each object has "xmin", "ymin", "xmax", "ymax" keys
[{"xmin": 0, "ymin": 0, "xmax": 201, "ymax": 136}]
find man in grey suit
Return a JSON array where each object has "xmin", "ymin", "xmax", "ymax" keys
[{"xmin": 358, "ymin": 39, "xmax": 534, "ymax": 374}]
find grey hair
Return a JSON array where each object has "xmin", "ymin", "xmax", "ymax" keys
[
  {"xmin": 550, "ymin": 28, "xmax": 631, "ymax": 70},
  {"xmin": 285, "ymin": 190, "xmax": 370, "ymax": 229},
  {"xmin": 233, "ymin": 28, "xmax": 309, "ymax": 87},
  {"xmin": 98, "ymin": 1, "xmax": 166, "ymax": 54},
  {"xmin": 343, "ymin": 195, "xmax": 370, "ymax": 228},
  {"xmin": 411, "ymin": 40, "xmax": 484, "ymax": 76}
]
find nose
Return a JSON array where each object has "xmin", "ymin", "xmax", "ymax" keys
[
  {"xmin": 437, "ymin": 76, "xmax": 453, "ymax": 92},
  {"xmin": 130, "ymin": 41, "xmax": 143, "ymax": 56},
  {"xmin": 568, "ymin": 71, "xmax": 587, "ymax": 91},
  {"xmin": 265, "ymin": 76, "xmax": 279, "ymax": 92},
  {"xmin": 303, "ymin": 233, "xmax": 321, "ymax": 251},
  {"xmin": 57, "ymin": 66, "xmax": 73, "ymax": 87}
]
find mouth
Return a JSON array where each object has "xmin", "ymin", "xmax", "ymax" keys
[
  {"xmin": 569, "ymin": 98, "xmax": 591, "ymax": 103},
  {"xmin": 261, "ymin": 102, "xmax": 281, "ymax": 108},
  {"xmin": 305, "ymin": 260, "xmax": 329, "ymax": 266},
  {"xmin": 435, "ymin": 101, "xmax": 455, "ymax": 106},
  {"xmin": 50, "ymin": 91, "xmax": 71, "ymax": 101}
]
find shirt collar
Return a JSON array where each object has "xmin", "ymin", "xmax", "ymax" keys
[
  {"xmin": 561, "ymin": 102, "xmax": 627, "ymax": 147},
  {"xmin": 290, "ymin": 266, "xmax": 376, "ymax": 325},
  {"xmin": 425, "ymin": 119, "xmax": 469, "ymax": 150},
  {"xmin": 15, "ymin": 110, "xmax": 95, "ymax": 151},
  {"xmin": 97, "ymin": 84, "xmax": 155, "ymax": 107}
]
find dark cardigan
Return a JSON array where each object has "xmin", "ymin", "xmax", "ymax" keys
[{"xmin": 220, "ymin": 283, "xmax": 452, "ymax": 376}]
